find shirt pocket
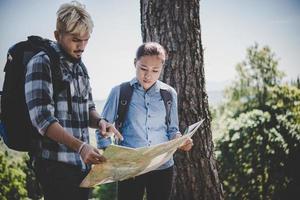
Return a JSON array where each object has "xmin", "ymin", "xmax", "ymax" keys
[
  {"xmin": 55, "ymin": 101, "xmax": 70, "ymax": 121},
  {"xmin": 152, "ymin": 99, "xmax": 166, "ymax": 117}
]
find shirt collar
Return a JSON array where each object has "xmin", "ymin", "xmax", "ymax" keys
[
  {"xmin": 129, "ymin": 77, "xmax": 162, "ymax": 94},
  {"xmin": 129, "ymin": 77, "xmax": 139, "ymax": 86}
]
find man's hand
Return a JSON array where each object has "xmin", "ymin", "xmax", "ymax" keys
[
  {"xmin": 173, "ymin": 133, "xmax": 193, "ymax": 152},
  {"xmin": 79, "ymin": 143, "xmax": 106, "ymax": 165},
  {"xmin": 98, "ymin": 119, "xmax": 123, "ymax": 142}
]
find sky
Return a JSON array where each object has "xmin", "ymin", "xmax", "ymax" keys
[{"xmin": 0, "ymin": 0, "xmax": 299, "ymax": 100}]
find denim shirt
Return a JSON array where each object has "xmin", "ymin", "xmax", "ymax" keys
[{"xmin": 96, "ymin": 78, "xmax": 179, "ymax": 170}]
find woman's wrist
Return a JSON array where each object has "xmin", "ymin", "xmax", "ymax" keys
[
  {"xmin": 96, "ymin": 118, "xmax": 102, "ymax": 127},
  {"xmin": 96, "ymin": 117, "xmax": 108, "ymax": 127},
  {"xmin": 171, "ymin": 132, "xmax": 182, "ymax": 140}
]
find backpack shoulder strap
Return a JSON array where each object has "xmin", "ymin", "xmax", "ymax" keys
[
  {"xmin": 160, "ymin": 88, "xmax": 173, "ymax": 130},
  {"xmin": 27, "ymin": 36, "xmax": 61, "ymax": 81},
  {"xmin": 115, "ymin": 82, "xmax": 134, "ymax": 131},
  {"xmin": 27, "ymin": 36, "xmax": 71, "ymax": 114}
]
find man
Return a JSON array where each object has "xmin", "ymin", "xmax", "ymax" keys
[{"xmin": 25, "ymin": 1, "xmax": 122, "ymax": 199}]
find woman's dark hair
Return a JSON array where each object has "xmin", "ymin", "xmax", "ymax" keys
[{"xmin": 136, "ymin": 42, "xmax": 166, "ymax": 61}]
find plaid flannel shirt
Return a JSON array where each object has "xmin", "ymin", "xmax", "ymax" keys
[{"xmin": 25, "ymin": 42, "xmax": 95, "ymax": 170}]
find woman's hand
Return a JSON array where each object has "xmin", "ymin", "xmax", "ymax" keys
[{"xmin": 173, "ymin": 133, "xmax": 193, "ymax": 151}]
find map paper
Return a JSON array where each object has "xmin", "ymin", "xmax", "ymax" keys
[{"xmin": 80, "ymin": 119, "xmax": 204, "ymax": 187}]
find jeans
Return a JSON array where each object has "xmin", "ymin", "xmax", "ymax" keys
[{"xmin": 33, "ymin": 157, "xmax": 90, "ymax": 200}]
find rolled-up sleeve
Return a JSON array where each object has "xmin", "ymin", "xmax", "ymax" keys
[
  {"xmin": 25, "ymin": 53, "xmax": 58, "ymax": 135},
  {"xmin": 101, "ymin": 85, "xmax": 120, "ymax": 123}
]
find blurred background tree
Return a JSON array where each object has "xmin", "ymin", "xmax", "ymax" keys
[
  {"xmin": 92, "ymin": 182, "xmax": 117, "ymax": 200},
  {"xmin": 215, "ymin": 44, "xmax": 300, "ymax": 200},
  {"xmin": 0, "ymin": 141, "xmax": 43, "ymax": 200},
  {"xmin": 0, "ymin": 147, "xmax": 27, "ymax": 200}
]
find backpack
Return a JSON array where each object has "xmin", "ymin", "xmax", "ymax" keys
[
  {"xmin": 115, "ymin": 81, "xmax": 173, "ymax": 131},
  {"xmin": 0, "ymin": 36, "xmax": 68, "ymax": 152}
]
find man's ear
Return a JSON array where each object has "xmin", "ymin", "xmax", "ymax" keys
[{"xmin": 54, "ymin": 30, "xmax": 60, "ymax": 41}]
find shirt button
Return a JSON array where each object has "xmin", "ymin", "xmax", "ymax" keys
[
  {"xmin": 148, "ymin": 115, "xmax": 151, "ymax": 118},
  {"xmin": 147, "ymin": 103, "xmax": 150, "ymax": 106},
  {"xmin": 147, "ymin": 127, "xmax": 150, "ymax": 130}
]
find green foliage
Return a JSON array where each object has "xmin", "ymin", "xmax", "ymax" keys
[
  {"xmin": 91, "ymin": 182, "xmax": 148, "ymax": 200},
  {"xmin": 0, "ymin": 150, "xmax": 27, "ymax": 200},
  {"xmin": 0, "ymin": 142, "xmax": 42, "ymax": 200},
  {"xmin": 222, "ymin": 43, "xmax": 284, "ymax": 116},
  {"xmin": 91, "ymin": 182, "xmax": 117, "ymax": 200},
  {"xmin": 215, "ymin": 44, "xmax": 300, "ymax": 199}
]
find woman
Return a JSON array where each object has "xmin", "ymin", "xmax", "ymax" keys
[{"xmin": 97, "ymin": 42, "xmax": 193, "ymax": 200}]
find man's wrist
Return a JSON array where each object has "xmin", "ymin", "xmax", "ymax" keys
[{"xmin": 78, "ymin": 142, "xmax": 87, "ymax": 154}]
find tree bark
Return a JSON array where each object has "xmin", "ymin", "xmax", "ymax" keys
[{"xmin": 140, "ymin": 0, "xmax": 224, "ymax": 199}]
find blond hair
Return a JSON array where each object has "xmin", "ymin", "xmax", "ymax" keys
[{"xmin": 56, "ymin": 1, "xmax": 93, "ymax": 36}]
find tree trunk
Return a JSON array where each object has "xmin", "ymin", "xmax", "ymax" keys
[{"xmin": 140, "ymin": 0, "xmax": 224, "ymax": 199}]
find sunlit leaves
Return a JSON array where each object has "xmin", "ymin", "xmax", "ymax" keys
[
  {"xmin": 0, "ymin": 150, "xmax": 27, "ymax": 200},
  {"xmin": 215, "ymin": 44, "xmax": 300, "ymax": 199}
]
